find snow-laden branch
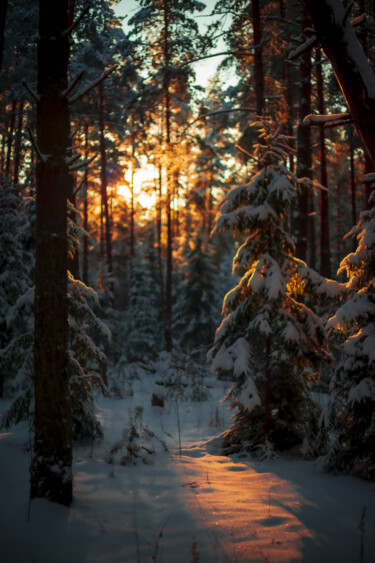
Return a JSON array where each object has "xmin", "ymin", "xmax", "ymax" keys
[
  {"xmin": 68, "ymin": 65, "xmax": 118, "ymax": 104},
  {"xmin": 303, "ymin": 112, "xmax": 353, "ymax": 127},
  {"xmin": 27, "ymin": 127, "xmax": 49, "ymax": 163},
  {"xmin": 62, "ymin": 71, "xmax": 85, "ymax": 99},
  {"xmin": 61, "ymin": 5, "xmax": 90, "ymax": 37},
  {"xmin": 69, "ymin": 154, "xmax": 97, "ymax": 172}
]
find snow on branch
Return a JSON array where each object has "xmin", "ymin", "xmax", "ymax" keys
[
  {"xmin": 181, "ymin": 107, "xmax": 256, "ymax": 136},
  {"xmin": 69, "ymin": 154, "xmax": 97, "ymax": 172},
  {"xmin": 27, "ymin": 127, "xmax": 49, "ymax": 163},
  {"xmin": 61, "ymin": 5, "xmax": 90, "ymax": 37},
  {"xmin": 68, "ymin": 65, "xmax": 118, "ymax": 104},
  {"xmin": 303, "ymin": 112, "xmax": 352, "ymax": 128},
  {"xmin": 62, "ymin": 71, "xmax": 85, "ymax": 99},
  {"xmin": 288, "ymin": 12, "xmax": 364, "ymax": 61}
]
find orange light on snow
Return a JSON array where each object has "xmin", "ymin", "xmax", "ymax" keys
[{"xmin": 174, "ymin": 443, "xmax": 313, "ymax": 562}]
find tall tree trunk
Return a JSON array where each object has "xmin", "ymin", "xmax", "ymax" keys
[
  {"xmin": 13, "ymin": 99, "xmax": 24, "ymax": 189},
  {"xmin": 30, "ymin": 0, "xmax": 72, "ymax": 506},
  {"xmin": 251, "ymin": 0, "xmax": 265, "ymax": 116},
  {"xmin": 0, "ymin": 0, "xmax": 7, "ymax": 72},
  {"xmin": 163, "ymin": 0, "xmax": 172, "ymax": 352},
  {"xmin": 349, "ymin": 127, "xmax": 357, "ymax": 230},
  {"xmin": 99, "ymin": 81, "xmax": 113, "ymax": 280},
  {"xmin": 303, "ymin": 0, "xmax": 375, "ymax": 167},
  {"xmin": 83, "ymin": 122, "xmax": 89, "ymax": 285},
  {"xmin": 5, "ymin": 99, "xmax": 16, "ymax": 177},
  {"xmin": 316, "ymin": 47, "xmax": 331, "ymax": 277},
  {"xmin": 294, "ymin": 6, "xmax": 312, "ymax": 261}
]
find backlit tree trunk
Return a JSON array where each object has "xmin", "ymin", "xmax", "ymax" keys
[
  {"xmin": 294, "ymin": 5, "xmax": 312, "ymax": 261},
  {"xmin": 303, "ymin": 0, "xmax": 375, "ymax": 168},
  {"xmin": 316, "ymin": 47, "xmax": 331, "ymax": 277},
  {"xmin": 251, "ymin": 0, "xmax": 265, "ymax": 116},
  {"xmin": 30, "ymin": 0, "xmax": 73, "ymax": 506},
  {"xmin": 99, "ymin": 81, "xmax": 113, "ymax": 280}
]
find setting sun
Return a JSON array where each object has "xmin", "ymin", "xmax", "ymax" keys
[{"xmin": 117, "ymin": 163, "xmax": 157, "ymax": 209}]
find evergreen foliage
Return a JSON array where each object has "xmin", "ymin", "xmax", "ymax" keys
[
  {"xmin": 323, "ymin": 198, "xmax": 375, "ymax": 479},
  {"xmin": 208, "ymin": 118, "xmax": 342, "ymax": 457}
]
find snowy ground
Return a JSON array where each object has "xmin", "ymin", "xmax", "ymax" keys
[{"xmin": 1, "ymin": 374, "xmax": 375, "ymax": 563}]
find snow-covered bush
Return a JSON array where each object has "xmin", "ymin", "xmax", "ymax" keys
[
  {"xmin": 323, "ymin": 195, "xmax": 375, "ymax": 479},
  {"xmin": 208, "ymin": 118, "xmax": 344, "ymax": 457}
]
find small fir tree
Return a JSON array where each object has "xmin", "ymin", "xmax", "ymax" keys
[
  {"xmin": 174, "ymin": 232, "xmax": 219, "ymax": 355},
  {"xmin": 323, "ymin": 195, "xmax": 375, "ymax": 479},
  {"xmin": 208, "ymin": 118, "xmax": 342, "ymax": 457}
]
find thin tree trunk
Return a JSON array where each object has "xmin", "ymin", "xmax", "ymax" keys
[
  {"xmin": 0, "ymin": 0, "xmax": 7, "ymax": 72},
  {"xmin": 5, "ymin": 99, "xmax": 16, "ymax": 177},
  {"xmin": 31, "ymin": 0, "xmax": 72, "ymax": 506},
  {"xmin": 316, "ymin": 47, "xmax": 331, "ymax": 277},
  {"xmin": 294, "ymin": 5, "xmax": 312, "ymax": 261},
  {"xmin": 13, "ymin": 99, "xmax": 24, "ymax": 189},
  {"xmin": 251, "ymin": 0, "xmax": 265, "ymax": 116},
  {"xmin": 349, "ymin": 127, "xmax": 357, "ymax": 229},
  {"xmin": 83, "ymin": 121, "xmax": 89, "ymax": 285},
  {"xmin": 99, "ymin": 81, "xmax": 113, "ymax": 279},
  {"xmin": 163, "ymin": 0, "xmax": 172, "ymax": 352}
]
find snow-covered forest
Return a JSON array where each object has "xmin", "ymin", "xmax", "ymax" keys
[{"xmin": 1, "ymin": 0, "xmax": 375, "ymax": 561}]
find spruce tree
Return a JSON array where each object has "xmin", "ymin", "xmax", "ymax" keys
[
  {"xmin": 323, "ymin": 197, "xmax": 375, "ymax": 479},
  {"xmin": 208, "ymin": 117, "xmax": 340, "ymax": 457}
]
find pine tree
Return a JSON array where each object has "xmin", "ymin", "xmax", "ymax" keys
[
  {"xmin": 323, "ymin": 196, "xmax": 375, "ymax": 479},
  {"xmin": 208, "ymin": 117, "xmax": 341, "ymax": 457}
]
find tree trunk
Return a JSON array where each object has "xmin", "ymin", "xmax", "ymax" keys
[
  {"xmin": 349, "ymin": 127, "xmax": 357, "ymax": 230},
  {"xmin": 13, "ymin": 99, "xmax": 24, "ymax": 189},
  {"xmin": 294, "ymin": 5, "xmax": 312, "ymax": 261},
  {"xmin": 251, "ymin": 0, "xmax": 265, "ymax": 116},
  {"xmin": 30, "ymin": 0, "xmax": 72, "ymax": 506},
  {"xmin": 163, "ymin": 0, "xmax": 172, "ymax": 352},
  {"xmin": 303, "ymin": 0, "xmax": 375, "ymax": 167},
  {"xmin": 99, "ymin": 81, "xmax": 113, "ymax": 280},
  {"xmin": 5, "ymin": 99, "xmax": 16, "ymax": 177},
  {"xmin": 0, "ymin": 0, "xmax": 7, "ymax": 72},
  {"xmin": 83, "ymin": 121, "xmax": 89, "ymax": 285},
  {"xmin": 316, "ymin": 47, "xmax": 331, "ymax": 277}
]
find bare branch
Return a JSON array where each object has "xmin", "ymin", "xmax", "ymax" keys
[
  {"xmin": 74, "ymin": 178, "xmax": 85, "ymax": 196},
  {"xmin": 69, "ymin": 154, "xmax": 97, "ymax": 172},
  {"xmin": 65, "ymin": 153, "xmax": 80, "ymax": 165},
  {"xmin": 61, "ymin": 5, "xmax": 90, "ymax": 37},
  {"xmin": 288, "ymin": 36, "xmax": 318, "ymax": 60},
  {"xmin": 303, "ymin": 112, "xmax": 353, "ymax": 127},
  {"xmin": 68, "ymin": 65, "xmax": 118, "ymax": 104},
  {"xmin": 22, "ymin": 80, "xmax": 40, "ymax": 103},
  {"xmin": 181, "ymin": 107, "xmax": 256, "ymax": 136},
  {"xmin": 27, "ymin": 127, "xmax": 49, "ymax": 163},
  {"xmin": 62, "ymin": 70, "xmax": 84, "ymax": 99},
  {"xmin": 235, "ymin": 144, "xmax": 253, "ymax": 159}
]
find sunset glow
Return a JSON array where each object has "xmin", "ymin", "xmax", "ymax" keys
[{"xmin": 117, "ymin": 163, "xmax": 157, "ymax": 209}]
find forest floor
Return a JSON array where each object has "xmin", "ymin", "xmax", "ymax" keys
[{"xmin": 1, "ymin": 372, "xmax": 375, "ymax": 563}]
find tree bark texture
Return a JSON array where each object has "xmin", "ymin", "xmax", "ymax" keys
[
  {"xmin": 31, "ymin": 0, "xmax": 73, "ymax": 506},
  {"xmin": 303, "ymin": 0, "xmax": 375, "ymax": 167}
]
